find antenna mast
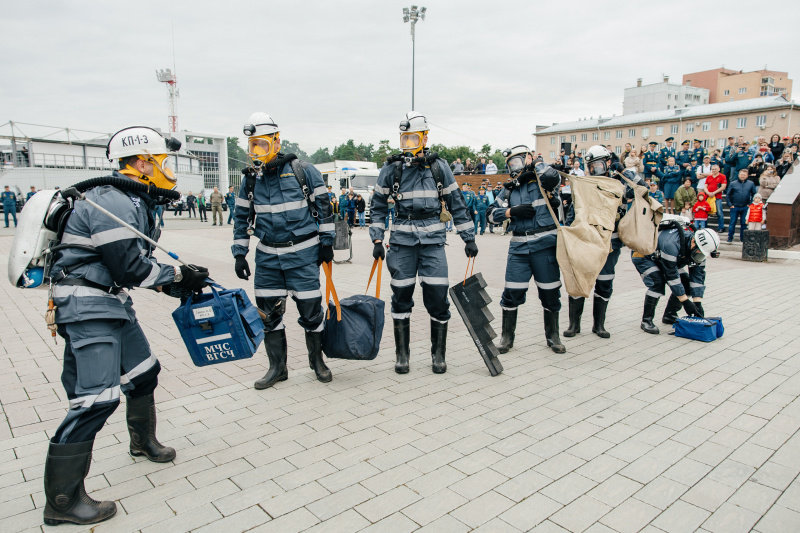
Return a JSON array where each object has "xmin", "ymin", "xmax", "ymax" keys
[{"xmin": 156, "ymin": 29, "xmax": 179, "ymax": 132}]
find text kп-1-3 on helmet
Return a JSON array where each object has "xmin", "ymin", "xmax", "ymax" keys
[
  {"xmin": 692, "ymin": 228, "xmax": 720, "ymax": 263},
  {"xmin": 399, "ymin": 111, "xmax": 429, "ymax": 155},
  {"xmin": 502, "ymin": 145, "xmax": 533, "ymax": 178},
  {"xmin": 244, "ymin": 112, "xmax": 281, "ymax": 165},
  {"xmin": 585, "ymin": 145, "xmax": 612, "ymax": 176},
  {"xmin": 106, "ymin": 126, "xmax": 181, "ymax": 190}
]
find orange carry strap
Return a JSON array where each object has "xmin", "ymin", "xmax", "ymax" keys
[
  {"xmin": 463, "ymin": 257, "xmax": 475, "ymax": 286},
  {"xmin": 365, "ymin": 258, "xmax": 382, "ymax": 299},
  {"xmin": 322, "ymin": 262, "xmax": 341, "ymax": 321}
]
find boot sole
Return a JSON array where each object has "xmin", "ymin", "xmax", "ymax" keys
[
  {"xmin": 562, "ymin": 331, "xmax": 578, "ymax": 337},
  {"xmin": 432, "ymin": 366, "xmax": 447, "ymax": 374},
  {"xmin": 497, "ymin": 346, "xmax": 512, "ymax": 354},
  {"xmin": 44, "ymin": 507, "xmax": 117, "ymax": 526},
  {"xmin": 130, "ymin": 449, "xmax": 176, "ymax": 463},
  {"xmin": 254, "ymin": 374, "xmax": 288, "ymax": 390},
  {"xmin": 395, "ymin": 366, "xmax": 409, "ymax": 374},
  {"xmin": 641, "ymin": 325, "xmax": 660, "ymax": 334},
  {"xmin": 315, "ymin": 374, "xmax": 333, "ymax": 383}
]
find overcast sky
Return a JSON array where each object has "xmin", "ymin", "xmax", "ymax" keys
[{"xmin": 2, "ymin": 0, "xmax": 796, "ymax": 154}]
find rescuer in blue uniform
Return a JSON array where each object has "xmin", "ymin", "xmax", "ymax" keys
[
  {"xmin": 225, "ymin": 185, "xmax": 236, "ymax": 224},
  {"xmin": 676, "ymin": 140, "xmax": 693, "ymax": 169},
  {"xmin": 692, "ymin": 139, "xmax": 708, "ymax": 165},
  {"xmin": 487, "ymin": 145, "xmax": 566, "ymax": 354},
  {"xmin": 43, "ymin": 126, "xmax": 211, "ymax": 526},
  {"xmin": 642, "ymin": 141, "xmax": 660, "ymax": 182},
  {"xmin": 233, "ymin": 113, "xmax": 336, "ymax": 389},
  {"xmin": 474, "ymin": 186, "xmax": 490, "ymax": 234},
  {"xmin": 562, "ymin": 145, "xmax": 643, "ymax": 341},
  {"xmin": 655, "ymin": 156, "xmax": 685, "ymax": 214},
  {"xmin": 632, "ymin": 223, "xmax": 720, "ymax": 334},
  {"xmin": 659, "ymin": 137, "xmax": 676, "ymax": 170},
  {"xmin": 369, "ymin": 112, "xmax": 477, "ymax": 374}
]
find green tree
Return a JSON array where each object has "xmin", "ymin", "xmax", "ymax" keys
[
  {"xmin": 226, "ymin": 137, "xmax": 248, "ymax": 169},
  {"xmin": 490, "ymin": 149, "xmax": 506, "ymax": 172},
  {"xmin": 279, "ymin": 139, "xmax": 308, "ymax": 160},
  {"xmin": 371, "ymin": 140, "xmax": 394, "ymax": 167},
  {"xmin": 332, "ymin": 139, "xmax": 374, "ymax": 161},
  {"xmin": 309, "ymin": 147, "xmax": 332, "ymax": 164},
  {"xmin": 478, "ymin": 144, "xmax": 492, "ymax": 157}
]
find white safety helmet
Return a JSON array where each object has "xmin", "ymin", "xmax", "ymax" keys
[
  {"xmin": 502, "ymin": 145, "xmax": 534, "ymax": 177},
  {"xmin": 399, "ymin": 111, "xmax": 428, "ymax": 133},
  {"xmin": 243, "ymin": 112, "xmax": 279, "ymax": 137},
  {"xmin": 106, "ymin": 126, "xmax": 179, "ymax": 161},
  {"xmin": 584, "ymin": 145, "xmax": 612, "ymax": 176},
  {"xmin": 693, "ymin": 228, "xmax": 720, "ymax": 258}
]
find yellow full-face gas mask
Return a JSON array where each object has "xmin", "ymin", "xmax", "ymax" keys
[
  {"xmin": 400, "ymin": 131, "xmax": 427, "ymax": 156},
  {"xmin": 248, "ymin": 134, "xmax": 281, "ymax": 164},
  {"xmin": 123, "ymin": 152, "xmax": 178, "ymax": 190}
]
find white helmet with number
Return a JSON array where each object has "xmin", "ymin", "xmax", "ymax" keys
[
  {"xmin": 243, "ymin": 112, "xmax": 279, "ymax": 137},
  {"xmin": 585, "ymin": 145, "xmax": 611, "ymax": 162},
  {"xmin": 399, "ymin": 111, "xmax": 429, "ymax": 133},
  {"xmin": 106, "ymin": 126, "xmax": 178, "ymax": 160},
  {"xmin": 694, "ymin": 228, "xmax": 720, "ymax": 257}
]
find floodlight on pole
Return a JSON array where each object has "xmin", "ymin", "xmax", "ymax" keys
[{"xmin": 402, "ymin": 5, "xmax": 426, "ymax": 110}]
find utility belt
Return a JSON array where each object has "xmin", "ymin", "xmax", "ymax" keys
[
  {"xmin": 395, "ymin": 211, "xmax": 439, "ymax": 221},
  {"xmin": 57, "ymin": 277, "xmax": 123, "ymax": 295},
  {"xmin": 260, "ymin": 231, "xmax": 318, "ymax": 248},
  {"xmin": 512, "ymin": 224, "xmax": 557, "ymax": 237}
]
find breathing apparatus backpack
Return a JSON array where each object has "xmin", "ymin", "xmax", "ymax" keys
[
  {"xmin": 385, "ymin": 151, "xmax": 451, "ymax": 221},
  {"xmin": 7, "ymin": 176, "xmax": 179, "ymax": 289}
]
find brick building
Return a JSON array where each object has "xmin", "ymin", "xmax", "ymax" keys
[
  {"xmin": 533, "ymin": 96, "xmax": 798, "ymax": 160},
  {"xmin": 683, "ymin": 68, "xmax": 792, "ymax": 104}
]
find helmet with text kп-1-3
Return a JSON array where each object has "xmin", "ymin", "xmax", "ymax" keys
[
  {"xmin": 243, "ymin": 112, "xmax": 281, "ymax": 165},
  {"xmin": 106, "ymin": 126, "xmax": 181, "ymax": 190},
  {"xmin": 399, "ymin": 111, "xmax": 429, "ymax": 156},
  {"xmin": 691, "ymin": 228, "xmax": 720, "ymax": 263},
  {"xmin": 502, "ymin": 145, "xmax": 534, "ymax": 178},
  {"xmin": 584, "ymin": 145, "xmax": 612, "ymax": 176}
]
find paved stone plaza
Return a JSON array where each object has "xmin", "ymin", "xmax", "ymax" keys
[{"xmin": 1, "ymin": 219, "xmax": 799, "ymax": 533}]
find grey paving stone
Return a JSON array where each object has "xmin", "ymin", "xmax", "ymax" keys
[
  {"xmin": 354, "ymin": 485, "xmax": 420, "ymax": 523},
  {"xmin": 548, "ymin": 495, "xmax": 612, "ymax": 533},
  {"xmin": 599, "ymin": 497, "xmax": 661, "ymax": 533},
  {"xmin": 450, "ymin": 490, "xmax": 514, "ymax": 529},
  {"xmin": 754, "ymin": 504, "xmax": 800, "ymax": 533},
  {"xmin": 499, "ymin": 493, "xmax": 563, "ymax": 531},
  {"xmin": 651, "ymin": 500, "xmax": 711, "ymax": 533},
  {"xmin": 400, "ymin": 487, "xmax": 467, "ymax": 526},
  {"xmin": 701, "ymin": 502, "xmax": 761, "ymax": 533}
]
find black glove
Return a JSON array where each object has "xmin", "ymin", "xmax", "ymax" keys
[
  {"xmin": 534, "ymin": 162, "xmax": 561, "ymax": 191},
  {"xmin": 317, "ymin": 244, "xmax": 334, "ymax": 266},
  {"xmin": 465, "ymin": 240, "xmax": 479, "ymax": 258},
  {"xmin": 682, "ymin": 299, "xmax": 700, "ymax": 317},
  {"xmin": 509, "ymin": 204, "xmax": 536, "ymax": 219},
  {"xmin": 610, "ymin": 161, "xmax": 625, "ymax": 173},
  {"xmin": 694, "ymin": 301, "xmax": 705, "ymax": 317},
  {"xmin": 162, "ymin": 283, "xmax": 195, "ymax": 301},
  {"xmin": 234, "ymin": 255, "xmax": 250, "ymax": 280},
  {"xmin": 373, "ymin": 241, "xmax": 385, "ymax": 260},
  {"xmin": 175, "ymin": 265, "xmax": 209, "ymax": 292},
  {"xmin": 549, "ymin": 195, "xmax": 561, "ymax": 210}
]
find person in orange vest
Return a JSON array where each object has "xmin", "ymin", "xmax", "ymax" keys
[{"xmin": 746, "ymin": 194, "xmax": 766, "ymax": 230}]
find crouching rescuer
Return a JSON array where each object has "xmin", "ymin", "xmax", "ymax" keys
[
  {"xmin": 233, "ymin": 113, "xmax": 336, "ymax": 388},
  {"xmin": 370, "ymin": 112, "xmax": 477, "ymax": 374},
  {"xmin": 632, "ymin": 222, "xmax": 720, "ymax": 334},
  {"xmin": 487, "ymin": 146, "xmax": 566, "ymax": 354},
  {"xmin": 43, "ymin": 127, "xmax": 210, "ymax": 526}
]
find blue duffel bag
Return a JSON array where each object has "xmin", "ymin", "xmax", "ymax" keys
[
  {"xmin": 706, "ymin": 317, "xmax": 724, "ymax": 338},
  {"xmin": 173, "ymin": 284, "xmax": 264, "ymax": 367},
  {"xmin": 321, "ymin": 260, "xmax": 385, "ymax": 361},
  {"xmin": 673, "ymin": 316, "xmax": 718, "ymax": 342}
]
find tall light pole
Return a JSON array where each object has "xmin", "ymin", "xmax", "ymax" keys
[{"xmin": 402, "ymin": 5, "xmax": 426, "ymax": 110}]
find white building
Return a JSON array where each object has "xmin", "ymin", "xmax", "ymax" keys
[
  {"xmin": 0, "ymin": 122, "xmax": 229, "ymax": 194},
  {"xmin": 623, "ymin": 76, "xmax": 710, "ymax": 115}
]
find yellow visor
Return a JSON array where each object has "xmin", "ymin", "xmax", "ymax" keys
[
  {"xmin": 248, "ymin": 135, "xmax": 280, "ymax": 163},
  {"xmin": 400, "ymin": 132, "xmax": 423, "ymax": 152}
]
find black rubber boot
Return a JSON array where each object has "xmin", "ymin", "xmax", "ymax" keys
[
  {"xmin": 592, "ymin": 296, "xmax": 611, "ymax": 339},
  {"xmin": 641, "ymin": 295, "xmax": 660, "ymax": 334},
  {"xmin": 497, "ymin": 309, "xmax": 517, "ymax": 354},
  {"xmin": 394, "ymin": 318, "xmax": 410, "ymax": 374},
  {"xmin": 543, "ymin": 309, "xmax": 566, "ymax": 354},
  {"xmin": 563, "ymin": 297, "xmax": 584, "ymax": 337},
  {"xmin": 306, "ymin": 331, "xmax": 332, "ymax": 383},
  {"xmin": 254, "ymin": 329, "xmax": 288, "ymax": 390},
  {"xmin": 661, "ymin": 294, "xmax": 682, "ymax": 325},
  {"xmin": 431, "ymin": 320, "xmax": 448, "ymax": 374},
  {"xmin": 43, "ymin": 440, "xmax": 117, "ymax": 526},
  {"xmin": 127, "ymin": 393, "xmax": 176, "ymax": 463}
]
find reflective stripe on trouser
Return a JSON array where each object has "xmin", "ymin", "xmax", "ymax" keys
[
  {"xmin": 254, "ymin": 259, "xmax": 323, "ymax": 333},
  {"xmin": 385, "ymin": 243, "xmax": 450, "ymax": 322},
  {"xmin": 594, "ymin": 246, "xmax": 621, "ymax": 300},
  {"xmin": 500, "ymin": 247, "xmax": 562, "ymax": 312},
  {"xmin": 54, "ymin": 319, "xmax": 159, "ymax": 444},
  {"xmin": 632, "ymin": 255, "xmax": 667, "ymax": 298}
]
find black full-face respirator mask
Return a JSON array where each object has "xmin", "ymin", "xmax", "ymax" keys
[{"xmin": 588, "ymin": 157, "xmax": 609, "ymax": 176}]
